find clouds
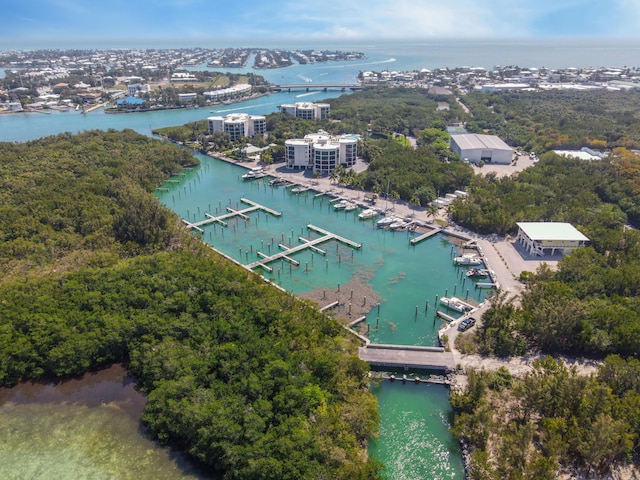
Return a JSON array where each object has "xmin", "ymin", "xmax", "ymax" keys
[{"xmin": 1, "ymin": 0, "xmax": 639, "ymax": 48}]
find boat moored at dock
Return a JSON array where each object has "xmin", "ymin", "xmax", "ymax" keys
[
  {"xmin": 358, "ymin": 208, "xmax": 379, "ymax": 220},
  {"xmin": 242, "ymin": 167, "xmax": 265, "ymax": 180},
  {"xmin": 376, "ymin": 215, "xmax": 399, "ymax": 227},
  {"xmin": 453, "ymin": 253, "xmax": 483, "ymax": 265},
  {"xmin": 439, "ymin": 296, "xmax": 472, "ymax": 313},
  {"xmin": 466, "ymin": 268, "xmax": 490, "ymax": 278}
]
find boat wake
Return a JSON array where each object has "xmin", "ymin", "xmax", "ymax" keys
[
  {"xmin": 294, "ymin": 91, "xmax": 320, "ymax": 98},
  {"xmin": 211, "ymin": 102, "xmax": 271, "ymax": 114},
  {"xmin": 322, "ymin": 58, "xmax": 397, "ymax": 69}
]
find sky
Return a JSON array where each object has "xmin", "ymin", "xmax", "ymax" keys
[{"xmin": 2, "ymin": 0, "xmax": 640, "ymax": 49}]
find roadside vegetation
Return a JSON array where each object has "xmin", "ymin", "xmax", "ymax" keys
[
  {"xmin": 452, "ymin": 357, "xmax": 640, "ymax": 479},
  {"xmin": 0, "ymin": 130, "xmax": 381, "ymax": 479}
]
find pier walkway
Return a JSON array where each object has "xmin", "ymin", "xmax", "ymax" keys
[
  {"xmin": 410, "ymin": 226, "xmax": 443, "ymax": 245},
  {"xmin": 358, "ymin": 345, "xmax": 455, "ymax": 371},
  {"xmin": 182, "ymin": 198, "xmax": 281, "ymax": 229},
  {"xmin": 246, "ymin": 224, "xmax": 361, "ymax": 270}
]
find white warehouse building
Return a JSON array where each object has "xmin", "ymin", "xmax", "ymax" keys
[
  {"xmin": 208, "ymin": 113, "xmax": 266, "ymax": 141},
  {"xmin": 516, "ymin": 222, "xmax": 590, "ymax": 256},
  {"xmin": 279, "ymin": 101, "xmax": 330, "ymax": 120},
  {"xmin": 285, "ymin": 131, "xmax": 358, "ymax": 175},
  {"xmin": 450, "ymin": 133, "xmax": 514, "ymax": 164}
]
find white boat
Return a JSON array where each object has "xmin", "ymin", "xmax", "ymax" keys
[
  {"xmin": 269, "ymin": 177, "xmax": 286, "ymax": 186},
  {"xmin": 242, "ymin": 167, "xmax": 264, "ymax": 180},
  {"xmin": 291, "ymin": 185, "xmax": 308, "ymax": 193},
  {"xmin": 466, "ymin": 268, "xmax": 489, "ymax": 278},
  {"xmin": 376, "ymin": 215, "xmax": 398, "ymax": 227},
  {"xmin": 334, "ymin": 200, "xmax": 348, "ymax": 210},
  {"xmin": 453, "ymin": 253, "xmax": 483, "ymax": 265},
  {"xmin": 440, "ymin": 296, "xmax": 470, "ymax": 313},
  {"xmin": 358, "ymin": 208, "xmax": 379, "ymax": 220},
  {"xmin": 344, "ymin": 202, "xmax": 358, "ymax": 212},
  {"xmin": 389, "ymin": 220, "xmax": 406, "ymax": 230}
]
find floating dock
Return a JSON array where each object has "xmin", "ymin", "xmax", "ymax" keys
[
  {"xmin": 246, "ymin": 224, "xmax": 361, "ymax": 270},
  {"xmin": 410, "ymin": 226, "xmax": 443, "ymax": 245},
  {"xmin": 183, "ymin": 198, "xmax": 281, "ymax": 229}
]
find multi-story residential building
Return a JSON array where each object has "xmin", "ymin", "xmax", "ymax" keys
[
  {"xmin": 279, "ymin": 101, "xmax": 330, "ymax": 120},
  {"xmin": 285, "ymin": 130, "xmax": 358, "ymax": 175},
  {"xmin": 203, "ymin": 83, "xmax": 252, "ymax": 102},
  {"xmin": 207, "ymin": 113, "xmax": 266, "ymax": 141}
]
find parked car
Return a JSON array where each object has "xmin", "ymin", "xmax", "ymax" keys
[{"xmin": 457, "ymin": 317, "xmax": 476, "ymax": 332}]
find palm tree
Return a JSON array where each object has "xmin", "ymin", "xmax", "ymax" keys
[
  {"xmin": 410, "ymin": 192, "xmax": 420, "ymax": 209},
  {"xmin": 427, "ymin": 205, "xmax": 438, "ymax": 223},
  {"xmin": 389, "ymin": 191, "xmax": 400, "ymax": 211}
]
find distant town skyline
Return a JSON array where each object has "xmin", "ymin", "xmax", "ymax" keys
[{"xmin": 3, "ymin": 0, "xmax": 639, "ymax": 49}]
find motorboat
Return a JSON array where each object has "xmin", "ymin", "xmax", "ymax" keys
[
  {"xmin": 440, "ymin": 296, "xmax": 471, "ymax": 313},
  {"xmin": 291, "ymin": 185, "xmax": 309, "ymax": 193},
  {"xmin": 389, "ymin": 219, "xmax": 407, "ymax": 230},
  {"xmin": 344, "ymin": 202, "xmax": 358, "ymax": 212},
  {"xmin": 466, "ymin": 268, "xmax": 489, "ymax": 278},
  {"xmin": 242, "ymin": 167, "xmax": 264, "ymax": 180},
  {"xmin": 358, "ymin": 208, "xmax": 378, "ymax": 220},
  {"xmin": 269, "ymin": 177, "xmax": 287, "ymax": 187},
  {"xmin": 376, "ymin": 215, "xmax": 398, "ymax": 227},
  {"xmin": 453, "ymin": 253, "xmax": 483, "ymax": 265},
  {"xmin": 334, "ymin": 200, "xmax": 348, "ymax": 210}
]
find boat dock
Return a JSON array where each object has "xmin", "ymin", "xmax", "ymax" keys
[
  {"xmin": 358, "ymin": 345, "xmax": 455, "ymax": 371},
  {"xmin": 410, "ymin": 226, "xmax": 443, "ymax": 245},
  {"xmin": 246, "ymin": 224, "xmax": 361, "ymax": 270},
  {"xmin": 183, "ymin": 198, "xmax": 281, "ymax": 229},
  {"xmin": 370, "ymin": 371, "xmax": 451, "ymax": 385},
  {"xmin": 435, "ymin": 310, "xmax": 457, "ymax": 323}
]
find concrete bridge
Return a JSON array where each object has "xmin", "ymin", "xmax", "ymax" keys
[
  {"xmin": 358, "ymin": 344, "xmax": 455, "ymax": 371},
  {"xmin": 271, "ymin": 83, "xmax": 364, "ymax": 92}
]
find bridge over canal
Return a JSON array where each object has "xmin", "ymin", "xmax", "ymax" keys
[
  {"xmin": 271, "ymin": 83, "xmax": 364, "ymax": 92},
  {"xmin": 358, "ymin": 344, "xmax": 455, "ymax": 371}
]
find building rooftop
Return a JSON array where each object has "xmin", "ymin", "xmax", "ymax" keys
[
  {"xmin": 517, "ymin": 222, "xmax": 590, "ymax": 242},
  {"xmin": 451, "ymin": 133, "xmax": 512, "ymax": 151}
]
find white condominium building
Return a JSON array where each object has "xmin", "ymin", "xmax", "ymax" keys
[
  {"xmin": 285, "ymin": 131, "xmax": 358, "ymax": 175},
  {"xmin": 203, "ymin": 83, "xmax": 252, "ymax": 101},
  {"xmin": 279, "ymin": 101, "xmax": 330, "ymax": 120},
  {"xmin": 207, "ymin": 113, "xmax": 266, "ymax": 141}
]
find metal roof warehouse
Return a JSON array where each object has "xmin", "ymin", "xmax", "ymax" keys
[{"xmin": 516, "ymin": 222, "xmax": 590, "ymax": 256}]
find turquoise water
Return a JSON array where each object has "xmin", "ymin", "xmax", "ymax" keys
[
  {"xmin": 157, "ymin": 155, "xmax": 485, "ymax": 347},
  {"xmin": 0, "ymin": 90, "xmax": 340, "ymax": 143},
  {"xmin": 0, "ymin": 365, "xmax": 210, "ymax": 480},
  {"xmin": 370, "ymin": 381, "xmax": 465, "ymax": 480},
  {"xmin": 156, "ymin": 154, "xmax": 476, "ymax": 478},
  {"xmin": 0, "ymin": 49, "xmax": 490, "ymax": 477}
]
